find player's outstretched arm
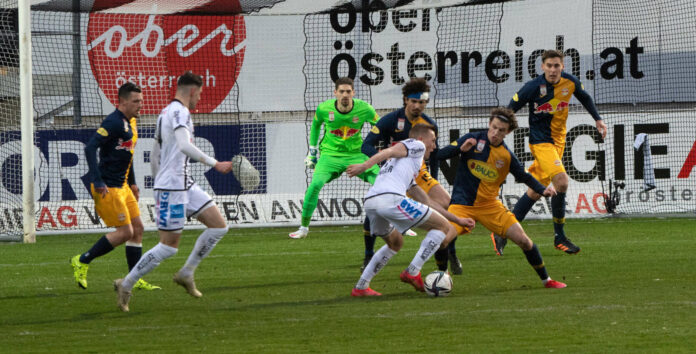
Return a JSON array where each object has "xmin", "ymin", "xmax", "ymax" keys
[
  {"xmin": 173, "ymin": 127, "xmax": 218, "ymax": 167},
  {"xmin": 407, "ymin": 184, "xmax": 475, "ymax": 230},
  {"xmin": 346, "ymin": 142, "xmax": 407, "ymax": 177},
  {"xmin": 84, "ymin": 132, "xmax": 107, "ymax": 197}
]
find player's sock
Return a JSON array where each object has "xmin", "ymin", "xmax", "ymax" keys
[
  {"xmin": 355, "ymin": 245, "xmax": 397, "ymax": 290},
  {"xmin": 407, "ymin": 229, "xmax": 445, "ymax": 276},
  {"xmin": 122, "ymin": 243, "xmax": 177, "ymax": 290},
  {"xmin": 512, "ymin": 193, "xmax": 536, "ymax": 222},
  {"xmin": 178, "ymin": 227, "xmax": 229, "ymax": 278},
  {"xmin": 125, "ymin": 242, "xmax": 142, "ymax": 271},
  {"xmin": 434, "ymin": 248, "xmax": 448, "ymax": 271},
  {"xmin": 522, "ymin": 244, "xmax": 549, "ymax": 281},
  {"xmin": 363, "ymin": 216, "xmax": 375, "ymax": 258},
  {"xmin": 447, "ymin": 237, "xmax": 457, "ymax": 257},
  {"xmin": 552, "ymin": 192, "xmax": 567, "ymax": 241},
  {"xmin": 79, "ymin": 235, "xmax": 114, "ymax": 264}
]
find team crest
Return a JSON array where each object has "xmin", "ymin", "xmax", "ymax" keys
[
  {"xmin": 397, "ymin": 118, "xmax": 405, "ymax": 130},
  {"xmin": 539, "ymin": 85, "xmax": 547, "ymax": 97},
  {"xmin": 328, "ymin": 111, "xmax": 334, "ymax": 122},
  {"xmin": 118, "ymin": 213, "xmax": 126, "ymax": 221},
  {"xmin": 476, "ymin": 139, "xmax": 486, "ymax": 152},
  {"xmin": 352, "ymin": 116, "xmax": 359, "ymax": 123},
  {"xmin": 562, "ymin": 88, "xmax": 570, "ymax": 96},
  {"xmin": 495, "ymin": 160, "xmax": 504, "ymax": 169},
  {"xmin": 123, "ymin": 120, "xmax": 129, "ymax": 132},
  {"xmin": 554, "ymin": 159, "xmax": 562, "ymax": 166}
]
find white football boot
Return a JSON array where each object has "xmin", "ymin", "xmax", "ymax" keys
[{"xmin": 289, "ymin": 226, "xmax": 309, "ymax": 239}]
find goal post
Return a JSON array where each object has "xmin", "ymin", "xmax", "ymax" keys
[{"xmin": 19, "ymin": 0, "xmax": 35, "ymax": 243}]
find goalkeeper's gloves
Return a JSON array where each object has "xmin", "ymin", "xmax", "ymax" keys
[{"xmin": 304, "ymin": 146, "xmax": 318, "ymax": 169}]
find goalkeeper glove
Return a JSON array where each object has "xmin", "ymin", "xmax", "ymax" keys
[{"xmin": 304, "ymin": 146, "xmax": 318, "ymax": 168}]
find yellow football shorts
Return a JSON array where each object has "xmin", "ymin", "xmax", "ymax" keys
[
  {"xmin": 528, "ymin": 143, "xmax": 566, "ymax": 186},
  {"xmin": 90, "ymin": 184, "xmax": 140, "ymax": 227},
  {"xmin": 415, "ymin": 162, "xmax": 440, "ymax": 194},
  {"xmin": 447, "ymin": 201, "xmax": 518, "ymax": 237}
]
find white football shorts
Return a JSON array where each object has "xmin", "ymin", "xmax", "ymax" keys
[
  {"xmin": 155, "ymin": 184, "xmax": 215, "ymax": 232},
  {"xmin": 364, "ymin": 193, "xmax": 432, "ymax": 237}
]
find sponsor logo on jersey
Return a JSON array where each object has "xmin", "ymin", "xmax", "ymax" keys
[
  {"xmin": 468, "ymin": 159, "xmax": 499, "ymax": 182},
  {"xmin": 115, "ymin": 138, "xmax": 135, "ymax": 151},
  {"xmin": 534, "ymin": 98, "xmax": 569, "ymax": 114},
  {"xmin": 495, "ymin": 159, "xmax": 504, "ymax": 169},
  {"xmin": 562, "ymin": 87, "xmax": 570, "ymax": 96},
  {"xmin": 397, "ymin": 198, "xmax": 423, "ymax": 220},
  {"xmin": 329, "ymin": 126, "xmax": 360, "ymax": 139}
]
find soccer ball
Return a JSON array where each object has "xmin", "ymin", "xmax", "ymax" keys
[
  {"xmin": 231, "ymin": 155, "xmax": 260, "ymax": 191},
  {"xmin": 424, "ymin": 271, "xmax": 453, "ymax": 297}
]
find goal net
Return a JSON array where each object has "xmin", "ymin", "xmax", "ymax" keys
[{"xmin": 1, "ymin": 0, "xmax": 694, "ymax": 240}]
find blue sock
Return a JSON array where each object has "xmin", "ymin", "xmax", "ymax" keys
[
  {"xmin": 512, "ymin": 193, "xmax": 537, "ymax": 222},
  {"xmin": 363, "ymin": 216, "xmax": 375, "ymax": 257},
  {"xmin": 551, "ymin": 192, "xmax": 567, "ymax": 241},
  {"xmin": 447, "ymin": 237, "xmax": 457, "ymax": 256},
  {"xmin": 523, "ymin": 244, "xmax": 549, "ymax": 281},
  {"xmin": 79, "ymin": 235, "xmax": 114, "ymax": 264},
  {"xmin": 125, "ymin": 245, "xmax": 142, "ymax": 271}
]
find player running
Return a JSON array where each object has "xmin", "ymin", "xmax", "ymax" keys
[
  {"xmin": 362, "ymin": 78, "xmax": 462, "ymax": 275},
  {"xmin": 71, "ymin": 82, "xmax": 160, "ymax": 291},
  {"xmin": 113, "ymin": 72, "xmax": 235, "ymax": 312},
  {"xmin": 347, "ymin": 124, "xmax": 475, "ymax": 296},
  {"xmin": 437, "ymin": 107, "xmax": 566, "ymax": 289},
  {"xmin": 491, "ymin": 49, "xmax": 608, "ymax": 256}
]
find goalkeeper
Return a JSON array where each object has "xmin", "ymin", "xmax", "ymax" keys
[{"xmin": 289, "ymin": 77, "xmax": 380, "ymax": 254}]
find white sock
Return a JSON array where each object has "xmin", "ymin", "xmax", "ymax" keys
[
  {"xmin": 122, "ymin": 243, "xmax": 178, "ymax": 290},
  {"xmin": 178, "ymin": 227, "xmax": 228, "ymax": 278},
  {"xmin": 407, "ymin": 229, "xmax": 446, "ymax": 276},
  {"xmin": 355, "ymin": 244, "xmax": 397, "ymax": 289}
]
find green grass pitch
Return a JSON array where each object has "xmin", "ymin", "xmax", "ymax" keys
[{"xmin": 1, "ymin": 217, "xmax": 695, "ymax": 352}]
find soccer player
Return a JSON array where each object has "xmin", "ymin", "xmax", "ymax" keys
[
  {"xmin": 362, "ymin": 78, "xmax": 463, "ymax": 275},
  {"xmin": 347, "ymin": 124, "xmax": 475, "ymax": 296},
  {"xmin": 288, "ymin": 78, "xmax": 381, "ymax": 255},
  {"xmin": 491, "ymin": 49, "xmax": 607, "ymax": 256},
  {"xmin": 437, "ymin": 107, "xmax": 566, "ymax": 289},
  {"xmin": 113, "ymin": 72, "xmax": 234, "ymax": 312},
  {"xmin": 70, "ymin": 82, "xmax": 160, "ymax": 291}
]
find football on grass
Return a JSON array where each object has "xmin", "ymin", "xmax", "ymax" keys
[
  {"xmin": 231, "ymin": 155, "xmax": 260, "ymax": 191},
  {"xmin": 424, "ymin": 271, "xmax": 452, "ymax": 297}
]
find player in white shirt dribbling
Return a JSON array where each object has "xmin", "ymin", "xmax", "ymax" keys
[
  {"xmin": 346, "ymin": 124, "xmax": 475, "ymax": 296},
  {"xmin": 114, "ymin": 71, "xmax": 235, "ymax": 312}
]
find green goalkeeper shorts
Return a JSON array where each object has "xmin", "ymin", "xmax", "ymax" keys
[{"xmin": 314, "ymin": 153, "xmax": 379, "ymax": 185}]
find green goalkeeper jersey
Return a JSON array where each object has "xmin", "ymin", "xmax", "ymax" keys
[{"xmin": 310, "ymin": 98, "xmax": 379, "ymax": 157}]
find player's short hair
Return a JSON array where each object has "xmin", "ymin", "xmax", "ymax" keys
[
  {"xmin": 402, "ymin": 78, "xmax": 430, "ymax": 100},
  {"xmin": 117, "ymin": 82, "xmax": 141, "ymax": 100},
  {"xmin": 409, "ymin": 123, "xmax": 436, "ymax": 138},
  {"xmin": 489, "ymin": 107, "xmax": 518, "ymax": 132},
  {"xmin": 542, "ymin": 50, "xmax": 564, "ymax": 62},
  {"xmin": 334, "ymin": 77, "xmax": 354, "ymax": 90},
  {"xmin": 177, "ymin": 71, "xmax": 203, "ymax": 89}
]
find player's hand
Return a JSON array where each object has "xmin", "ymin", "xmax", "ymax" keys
[
  {"xmin": 304, "ymin": 146, "xmax": 318, "ymax": 169},
  {"xmin": 596, "ymin": 120, "xmax": 608, "ymax": 140},
  {"xmin": 130, "ymin": 184, "xmax": 140, "ymax": 201},
  {"xmin": 94, "ymin": 183, "xmax": 108, "ymax": 198},
  {"xmin": 214, "ymin": 161, "xmax": 234, "ymax": 174},
  {"xmin": 456, "ymin": 217, "xmax": 475, "ymax": 230},
  {"xmin": 346, "ymin": 163, "xmax": 367, "ymax": 177},
  {"xmin": 460, "ymin": 138, "xmax": 477, "ymax": 152},
  {"xmin": 543, "ymin": 185, "xmax": 557, "ymax": 197}
]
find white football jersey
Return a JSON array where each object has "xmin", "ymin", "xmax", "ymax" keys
[
  {"xmin": 153, "ymin": 100, "xmax": 195, "ymax": 191},
  {"xmin": 365, "ymin": 138, "xmax": 425, "ymax": 198}
]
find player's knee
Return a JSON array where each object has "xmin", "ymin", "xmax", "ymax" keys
[{"xmin": 553, "ymin": 173, "xmax": 569, "ymax": 192}]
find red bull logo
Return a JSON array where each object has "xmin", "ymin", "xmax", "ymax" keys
[
  {"xmin": 115, "ymin": 138, "xmax": 135, "ymax": 151},
  {"xmin": 534, "ymin": 99, "xmax": 569, "ymax": 114},
  {"xmin": 329, "ymin": 126, "xmax": 360, "ymax": 140}
]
